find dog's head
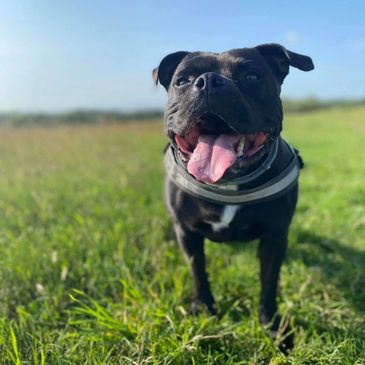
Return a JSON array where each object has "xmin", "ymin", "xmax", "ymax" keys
[{"xmin": 153, "ymin": 44, "xmax": 314, "ymax": 184}]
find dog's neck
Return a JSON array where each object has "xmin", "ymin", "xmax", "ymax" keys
[{"xmin": 164, "ymin": 137, "xmax": 302, "ymax": 205}]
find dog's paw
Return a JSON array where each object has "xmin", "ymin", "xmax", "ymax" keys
[
  {"xmin": 276, "ymin": 330, "xmax": 294, "ymax": 355},
  {"xmin": 189, "ymin": 292, "xmax": 217, "ymax": 316},
  {"xmin": 188, "ymin": 300, "xmax": 217, "ymax": 316},
  {"xmin": 260, "ymin": 312, "xmax": 294, "ymax": 354},
  {"xmin": 269, "ymin": 328, "xmax": 294, "ymax": 354}
]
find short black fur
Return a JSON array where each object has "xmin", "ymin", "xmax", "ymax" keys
[{"xmin": 154, "ymin": 43, "xmax": 314, "ymax": 352}]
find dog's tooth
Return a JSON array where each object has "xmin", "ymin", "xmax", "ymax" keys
[{"xmin": 236, "ymin": 137, "xmax": 245, "ymax": 154}]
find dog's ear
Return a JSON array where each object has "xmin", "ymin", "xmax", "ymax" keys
[
  {"xmin": 256, "ymin": 43, "xmax": 314, "ymax": 84},
  {"xmin": 153, "ymin": 51, "xmax": 190, "ymax": 90}
]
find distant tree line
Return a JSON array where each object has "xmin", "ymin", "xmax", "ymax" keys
[
  {"xmin": 0, "ymin": 109, "xmax": 163, "ymax": 127},
  {"xmin": 283, "ymin": 97, "xmax": 365, "ymax": 112},
  {"xmin": 0, "ymin": 98, "xmax": 364, "ymax": 127}
]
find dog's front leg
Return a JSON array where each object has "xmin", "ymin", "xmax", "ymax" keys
[
  {"xmin": 174, "ymin": 224, "xmax": 216, "ymax": 315},
  {"xmin": 259, "ymin": 229, "xmax": 293, "ymax": 351}
]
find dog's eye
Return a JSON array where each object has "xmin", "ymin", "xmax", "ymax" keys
[
  {"xmin": 245, "ymin": 72, "xmax": 260, "ymax": 81},
  {"xmin": 176, "ymin": 77, "xmax": 190, "ymax": 86}
]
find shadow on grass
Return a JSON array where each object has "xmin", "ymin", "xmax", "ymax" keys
[
  {"xmin": 290, "ymin": 229, "xmax": 365, "ymax": 315},
  {"xmin": 216, "ymin": 229, "xmax": 365, "ymax": 316}
]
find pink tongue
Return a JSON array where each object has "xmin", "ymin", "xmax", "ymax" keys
[{"xmin": 187, "ymin": 134, "xmax": 239, "ymax": 183}]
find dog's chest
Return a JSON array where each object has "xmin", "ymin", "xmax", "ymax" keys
[{"xmin": 204, "ymin": 205, "xmax": 241, "ymax": 232}]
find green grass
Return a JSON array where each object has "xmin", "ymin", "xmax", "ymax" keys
[{"xmin": 0, "ymin": 107, "xmax": 364, "ymax": 364}]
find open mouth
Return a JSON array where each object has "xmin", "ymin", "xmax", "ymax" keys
[{"xmin": 174, "ymin": 113, "xmax": 270, "ymax": 184}]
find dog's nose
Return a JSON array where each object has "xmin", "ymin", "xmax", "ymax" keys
[{"xmin": 194, "ymin": 72, "xmax": 224, "ymax": 90}]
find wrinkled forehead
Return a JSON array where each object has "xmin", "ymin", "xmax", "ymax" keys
[{"xmin": 176, "ymin": 48, "xmax": 267, "ymax": 75}]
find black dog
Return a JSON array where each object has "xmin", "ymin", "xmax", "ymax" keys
[{"xmin": 153, "ymin": 44, "xmax": 314, "ymax": 350}]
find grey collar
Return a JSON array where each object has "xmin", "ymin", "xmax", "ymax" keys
[{"xmin": 164, "ymin": 138, "xmax": 301, "ymax": 205}]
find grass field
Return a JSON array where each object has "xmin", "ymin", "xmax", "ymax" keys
[{"xmin": 0, "ymin": 107, "xmax": 364, "ymax": 364}]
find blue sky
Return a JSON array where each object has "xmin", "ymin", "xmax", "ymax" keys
[{"xmin": 0, "ymin": 0, "xmax": 364, "ymax": 112}]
